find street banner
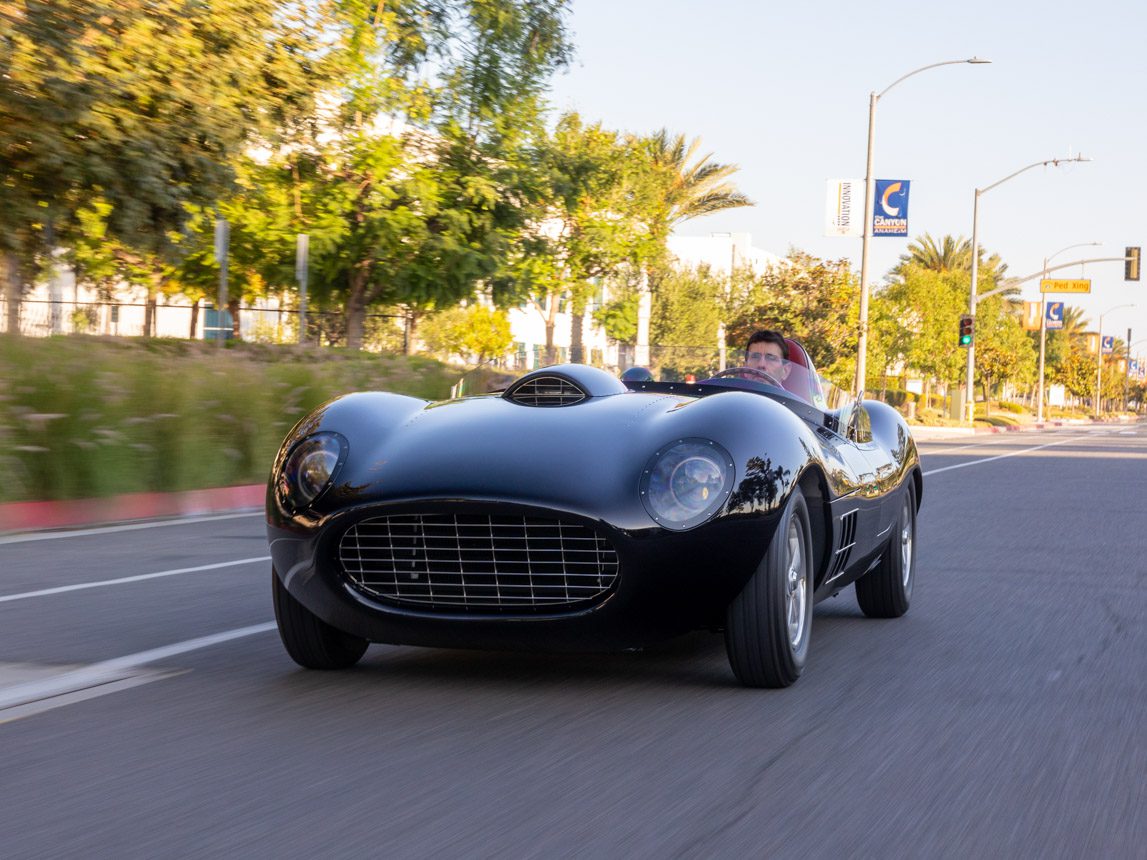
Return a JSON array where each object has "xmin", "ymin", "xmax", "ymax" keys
[
  {"xmin": 1102, "ymin": 335, "xmax": 1115, "ymax": 354},
  {"xmin": 872, "ymin": 179, "xmax": 910, "ymax": 237},
  {"xmin": 1132, "ymin": 359, "xmax": 1140, "ymax": 377},
  {"xmin": 1022, "ymin": 302, "xmax": 1041, "ymax": 330},
  {"xmin": 1086, "ymin": 333, "xmax": 1099, "ymax": 354},
  {"xmin": 825, "ymin": 179, "xmax": 862, "ymax": 237},
  {"xmin": 1046, "ymin": 301, "xmax": 1064, "ymax": 330},
  {"xmin": 1040, "ymin": 278, "xmax": 1091, "ymax": 293}
]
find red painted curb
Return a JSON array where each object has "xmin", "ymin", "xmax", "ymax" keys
[{"xmin": 0, "ymin": 484, "xmax": 266, "ymax": 533}]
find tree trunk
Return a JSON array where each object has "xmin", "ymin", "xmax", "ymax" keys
[
  {"xmin": 228, "ymin": 297, "xmax": 241, "ymax": 339},
  {"xmin": 569, "ymin": 300, "xmax": 585, "ymax": 364},
  {"xmin": 345, "ymin": 271, "xmax": 367, "ymax": 350},
  {"xmin": 144, "ymin": 275, "xmax": 158, "ymax": 337},
  {"xmin": 189, "ymin": 299, "xmax": 200, "ymax": 340},
  {"xmin": 404, "ymin": 308, "xmax": 420, "ymax": 355},
  {"xmin": 544, "ymin": 293, "xmax": 558, "ymax": 365},
  {"xmin": 3, "ymin": 252, "xmax": 22, "ymax": 335}
]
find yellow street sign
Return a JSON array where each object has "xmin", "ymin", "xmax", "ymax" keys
[{"xmin": 1040, "ymin": 278, "xmax": 1091, "ymax": 294}]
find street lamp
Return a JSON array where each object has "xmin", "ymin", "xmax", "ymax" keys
[
  {"xmin": 855, "ymin": 57, "xmax": 990, "ymax": 400},
  {"xmin": 1036, "ymin": 242, "xmax": 1101, "ymax": 423},
  {"xmin": 963, "ymin": 154, "xmax": 1091, "ymax": 423},
  {"xmin": 1095, "ymin": 303, "xmax": 1134, "ymax": 419}
]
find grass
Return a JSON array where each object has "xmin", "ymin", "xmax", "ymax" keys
[{"xmin": 0, "ymin": 336, "xmax": 455, "ymax": 503}]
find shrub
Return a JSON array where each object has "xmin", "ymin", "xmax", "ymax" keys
[{"xmin": 0, "ymin": 337, "xmax": 454, "ymax": 503}]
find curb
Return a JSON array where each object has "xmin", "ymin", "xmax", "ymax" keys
[{"xmin": 0, "ymin": 484, "xmax": 266, "ymax": 534}]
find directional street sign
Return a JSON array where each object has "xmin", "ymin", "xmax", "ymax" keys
[
  {"xmin": 1046, "ymin": 301, "xmax": 1064, "ymax": 330},
  {"xmin": 1040, "ymin": 278, "xmax": 1091, "ymax": 294}
]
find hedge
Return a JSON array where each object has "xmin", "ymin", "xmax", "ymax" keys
[{"xmin": 0, "ymin": 336, "xmax": 456, "ymax": 503}]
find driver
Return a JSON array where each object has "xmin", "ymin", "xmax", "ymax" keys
[{"xmin": 744, "ymin": 329, "xmax": 790, "ymax": 384}]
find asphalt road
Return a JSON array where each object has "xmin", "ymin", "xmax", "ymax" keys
[{"xmin": 2, "ymin": 423, "xmax": 1146, "ymax": 858}]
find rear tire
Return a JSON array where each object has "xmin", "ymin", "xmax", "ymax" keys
[
  {"xmin": 856, "ymin": 482, "xmax": 916, "ymax": 618},
  {"xmin": 272, "ymin": 569, "xmax": 368, "ymax": 669},
  {"xmin": 724, "ymin": 488, "xmax": 814, "ymax": 688}
]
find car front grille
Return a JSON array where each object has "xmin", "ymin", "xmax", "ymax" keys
[{"xmin": 339, "ymin": 513, "xmax": 619, "ymax": 611}]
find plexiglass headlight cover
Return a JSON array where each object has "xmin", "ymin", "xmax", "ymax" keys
[
  {"xmin": 640, "ymin": 438, "xmax": 734, "ymax": 530},
  {"xmin": 277, "ymin": 432, "xmax": 347, "ymax": 512}
]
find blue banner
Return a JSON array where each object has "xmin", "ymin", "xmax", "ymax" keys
[
  {"xmin": 1045, "ymin": 302, "xmax": 1064, "ymax": 330},
  {"xmin": 873, "ymin": 179, "xmax": 910, "ymax": 237},
  {"xmin": 1101, "ymin": 335, "xmax": 1115, "ymax": 354}
]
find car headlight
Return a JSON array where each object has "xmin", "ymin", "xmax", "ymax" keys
[
  {"xmin": 277, "ymin": 432, "xmax": 347, "ymax": 511},
  {"xmin": 640, "ymin": 438, "xmax": 734, "ymax": 530}
]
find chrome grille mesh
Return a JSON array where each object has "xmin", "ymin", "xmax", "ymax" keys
[
  {"xmin": 507, "ymin": 376, "xmax": 586, "ymax": 406},
  {"xmin": 340, "ymin": 513, "xmax": 619, "ymax": 610}
]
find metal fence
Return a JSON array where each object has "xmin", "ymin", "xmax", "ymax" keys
[{"xmin": 0, "ymin": 298, "xmax": 407, "ymax": 350}]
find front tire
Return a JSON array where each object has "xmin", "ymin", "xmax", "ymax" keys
[
  {"xmin": 724, "ymin": 488, "xmax": 815, "ymax": 688},
  {"xmin": 272, "ymin": 569, "xmax": 369, "ymax": 669},
  {"xmin": 855, "ymin": 482, "xmax": 916, "ymax": 618}
]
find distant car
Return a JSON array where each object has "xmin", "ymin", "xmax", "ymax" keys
[{"xmin": 266, "ymin": 340, "xmax": 921, "ymax": 687}]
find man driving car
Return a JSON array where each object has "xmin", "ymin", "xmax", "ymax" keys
[{"xmin": 744, "ymin": 329, "xmax": 791, "ymax": 384}]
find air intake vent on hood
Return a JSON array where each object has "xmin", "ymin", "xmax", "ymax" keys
[{"xmin": 507, "ymin": 375, "xmax": 587, "ymax": 407}]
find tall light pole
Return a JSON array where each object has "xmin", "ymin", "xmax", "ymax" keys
[
  {"xmin": 964, "ymin": 154, "xmax": 1090, "ymax": 423},
  {"xmin": 1095, "ymin": 303, "xmax": 1134, "ymax": 419},
  {"xmin": 855, "ymin": 57, "xmax": 990, "ymax": 400},
  {"xmin": 1037, "ymin": 242, "xmax": 1101, "ymax": 423}
]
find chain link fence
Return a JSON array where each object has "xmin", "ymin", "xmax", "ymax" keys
[{"xmin": 0, "ymin": 298, "xmax": 406, "ymax": 350}]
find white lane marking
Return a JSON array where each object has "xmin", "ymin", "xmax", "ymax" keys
[
  {"xmin": 0, "ymin": 556, "xmax": 270, "ymax": 603},
  {"xmin": 0, "ymin": 511, "xmax": 263, "ymax": 546},
  {"xmin": 923, "ymin": 437, "xmax": 1080, "ymax": 476},
  {"xmin": 0, "ymin": 622, "xmax": 276, "ymax": 711}
]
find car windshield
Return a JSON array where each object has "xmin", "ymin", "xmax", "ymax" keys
[{"xmin": 704, "ymin": 360, "xmax": 859, "ymax": 435}]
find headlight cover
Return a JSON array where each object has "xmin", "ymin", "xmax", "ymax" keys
[
  {"xmin": 640, "ymin": 438, "xmax": 734, "ymax": 530},
  {"xmin": 277, "ymin": 432, "xmax": 347, "ymax": 512}
]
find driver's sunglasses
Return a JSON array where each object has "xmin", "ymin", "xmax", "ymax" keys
[{"xmin": 746, "ymin": 352, "xmax": 783, "ymax": 365}]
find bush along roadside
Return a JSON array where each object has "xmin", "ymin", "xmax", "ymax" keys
[{"xmin": 0, "ymin": 337, "xmax": 455, "ymax": 504}]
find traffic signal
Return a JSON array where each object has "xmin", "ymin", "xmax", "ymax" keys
[
  {"xmin": 1126, "ymin": 246, "xmax": 1141, "ymax": 281},
  {"xmin": 958, "ymin": 314, "xmax": 974, "ymax": 347}
]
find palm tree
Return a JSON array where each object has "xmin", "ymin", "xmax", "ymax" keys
[
  {"xmin": 645, "ymin": 129, "xmax": 754, "ymax": 229},
  {"xmin": 893, "ymin": 233, "xmax": 1008, "ymax": 285}
]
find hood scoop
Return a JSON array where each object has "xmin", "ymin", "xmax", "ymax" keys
[{"xmin": 503, "ymin": 364, "xmax": 627, "ymax": 407}]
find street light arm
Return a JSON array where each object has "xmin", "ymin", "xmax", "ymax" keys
[
  {"xmin": 877, "ymin": 57, "xmax": 990, "ymax": 99},
  {"xmin": 978, "ymin": 155, "xmax": 1090, "ymax": 197},
  {"xmin": 1001, "ymin": 255, "xmax": 1132, "ymax": 288}
]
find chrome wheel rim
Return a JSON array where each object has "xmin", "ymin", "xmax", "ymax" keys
[
  {"xmin": 785, "ymin": 519, "xmax": 807, "ymax": 648},
  {"xmin": 900, "ymin": 496, "xmax": 913, "ymax": 588}
]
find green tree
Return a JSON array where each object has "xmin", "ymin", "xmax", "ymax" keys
[
  {"xmin": 0, "ymin": 0, "xmax": 318, "ymax": 327},
  {"xmin": 894, "ymin": 233, "xmax": 1008, "ymax": 284},
  {"xmin": 726, "ymin": 251, "xmax": 859, "ymax": 388},
  {"xmin": 649, "ymin": 267, "xmax": 726, "ymax": 377},
  {"xmin": 418, "ymin": 304, "xmax": 512, "ymax": 365}
]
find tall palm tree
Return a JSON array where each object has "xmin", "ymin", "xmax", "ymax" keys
[
  {"xmin": 646, "ymin": 129, "xmax": 754, "ymax": 230},
  {"xmin": 893, "ymin": 232, "xmax": 1008, "ymax": 284}
]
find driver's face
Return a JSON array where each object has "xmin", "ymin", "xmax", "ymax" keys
[{"xmin": 746, "ymin": 342, "xmax": 789, "ymax": 378}]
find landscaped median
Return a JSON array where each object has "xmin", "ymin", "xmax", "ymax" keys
[{"xmin": 0, "ymin": 336, "xmax": 457, "ymax": 529}]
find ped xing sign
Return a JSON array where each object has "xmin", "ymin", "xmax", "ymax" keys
[{"xmin": 1040, "ymin": 278, "xmax": 1091, "ymax": 294}]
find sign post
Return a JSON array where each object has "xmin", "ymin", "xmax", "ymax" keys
[{"xmin": 296, "ymin": 234, "xmax": 309, "ymax": 345}]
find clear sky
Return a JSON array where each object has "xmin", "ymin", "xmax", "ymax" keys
[{"xmin": 547, "ymin": 0, "xmax": 1147, "ymax": 347}]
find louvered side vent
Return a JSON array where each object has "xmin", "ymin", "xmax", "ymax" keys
[
  {"xmin": 508, "ymin": 376, "xmax": 587, "ymax": 407},
  {"xmin": 828, "ymin": 509, "xmax": 858, "ymax": 579}
]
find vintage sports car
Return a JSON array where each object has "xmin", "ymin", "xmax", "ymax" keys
[{"xmin": 267, "ymin": 339, "xmax": 922, "ymax": 687}]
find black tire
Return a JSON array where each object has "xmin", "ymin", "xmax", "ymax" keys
[
  {"xmin": 272, "ymin": 569, "xmax": 369, "ymax": 669},
  {"xmin": 856, "ymin": 482, "xmax": 916, "ymax": 618},
  {"xmin": 724, "ymin": 488, "xmax": 815, "ymax": 688}
]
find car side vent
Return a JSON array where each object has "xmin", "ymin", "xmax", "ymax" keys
[
  {"xmin": 506, "ymin": 375, "xmax": 587, "ymax": 407},
  {"xmin": 827, "ymin": 509, "xmax": 858, "ymax": 579}
]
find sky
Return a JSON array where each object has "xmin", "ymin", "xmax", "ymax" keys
[{"xmin": 546, "ymin": 0, "xmax": 1147, "ymax": 348}]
